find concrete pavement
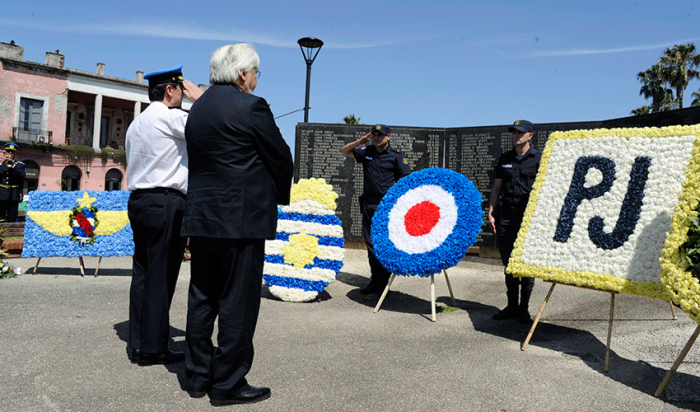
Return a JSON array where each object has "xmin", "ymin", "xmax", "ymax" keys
[{"xmin": 1, "ymin": 249, "xmax": 699, "ymax": 411}]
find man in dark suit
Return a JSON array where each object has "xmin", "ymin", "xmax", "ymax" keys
[
  {"xmin": 0, "ymin": 142, "xmax": 26, "ymax": 222},
  {"xmin": 182, "ymin": 43, "xmax": 294, "ymax": 406}
]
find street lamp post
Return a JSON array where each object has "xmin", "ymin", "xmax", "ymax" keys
[{"xmin": 297, "ymin": 37, "xmax": 323, "ymax": 123}]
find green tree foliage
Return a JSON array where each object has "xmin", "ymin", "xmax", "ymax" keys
[
  {"xmin": 635, "ymin": 43, "xmax": 699, "ymax": 113},
  {"xmin": 637, "ymin": 64, "xmax": 674, "ymax": 113},
  {"xmin": 692, "ymin": 90, "xmax": 700, "ymax": 107},
  {"xmin": 659, "ymin": 44, "xmax": 700, "ymax": 109},
  {"xmin": 343, "ymin": 114, "xmax": 361, "ymax": 124},
  {"xmin": 631, "ymin": 106, "xmax": 651, "ymax": 116}
]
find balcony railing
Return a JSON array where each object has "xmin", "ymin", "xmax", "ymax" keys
[{"xmin": 12, "ymin": 127, "xmax": 52, "ymax": 145}]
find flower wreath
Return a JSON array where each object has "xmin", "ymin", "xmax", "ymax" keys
[
  {"xmin": 507, "ymin": 124, "xmax": 700, "ymax": 303},
  {"xmin": 371, "ymin": 167, "xmax": 483, "ymax": 277},
  {"xmin": 263, "ymin": 178, "xmax": 345, "ymax": 302},
  {"xmin": 69, "ymin": 203, "xmax": 99, "ymax": 245}
]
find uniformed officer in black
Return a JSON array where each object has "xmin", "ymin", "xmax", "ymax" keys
[
  {"xmin": 488, "ymin": 120, "xmax": 541, "ymax": 323},
  {"xmin": 0, "ymin": 142, "xmax": 26, "ymax": 222},
  {"xmin": 341, "ymin": 124, "xmax": 411, "ymax": 294}
]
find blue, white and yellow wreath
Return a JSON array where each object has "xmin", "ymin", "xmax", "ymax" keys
[
  {"xmin": 371, "ymin": 167, "xmax": 483, "ymax": 277},
  {"xmin": 263, "ymin": 178, "xmax": 345, "ymax": 302},
  {"xmin": 22, "ymin": 190, "xmax": 134, "ymax": 257},
  {"xmin": 508, "ymin": 124, "xmax": 700, "ymax": 302}
]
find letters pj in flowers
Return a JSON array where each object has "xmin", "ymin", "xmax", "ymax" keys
[{"xmin": 508, "ymin": 125, "xmax": 700, "ymax": 301}]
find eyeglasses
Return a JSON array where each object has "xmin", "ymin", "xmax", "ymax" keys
[{"xmin": 255, "ymin": 69, "xmax": 261, "ymax": 79}]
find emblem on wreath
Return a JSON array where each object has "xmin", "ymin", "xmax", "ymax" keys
[{"xmin": 69, "ymin": 192, "xmax": 100, "ymax": 245}]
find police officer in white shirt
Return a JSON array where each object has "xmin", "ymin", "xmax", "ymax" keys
[{"xmin": 125, "ymin": 65, "xmax": 202, "ymax": 366}]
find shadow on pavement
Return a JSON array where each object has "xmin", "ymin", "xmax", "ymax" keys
[{"xmin": 454, "ymin": 297, "xmax": 700, "ymax": 408}]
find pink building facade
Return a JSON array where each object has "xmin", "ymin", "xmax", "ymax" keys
[{"xmin": 0, "ymin": 41, "xmax": 195, "ymax": 200}]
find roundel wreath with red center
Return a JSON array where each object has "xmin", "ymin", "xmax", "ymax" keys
[{"xmin": 371, "ymin": 167, "xmax": 484, "ymax": 277}]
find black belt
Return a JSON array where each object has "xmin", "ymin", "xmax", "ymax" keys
[{"xmin": 133, "ymin": 187, "xmax": 187, "ymax": 200}]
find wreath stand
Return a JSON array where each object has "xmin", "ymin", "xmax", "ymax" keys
[
  {"xmin": 654, "ymin": 324, "xmax": 700, "ymax": 397},
  {"xmin": 521, "ymin": 281, "xmax": 677, "ymax": 373},
  {"xmin": 32, "ymin": 257, "xmax": 103, "ymax": 277},
  {"xmin": 373, "ymin": 269, "xmax": 455, "ymax": 322}
]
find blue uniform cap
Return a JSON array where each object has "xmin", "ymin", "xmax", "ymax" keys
[
  {"xmin": 143, "ymin": 65, "xmax": 183, "ymax": 87},
  {"xmin": 508, "ymin": 120, "xmax": 534, "ymax": 133},
  {"xmin": 4, "ymin": 142, "xmax": 18, "ymax": 152},
  {"xmin": 372, "ymin": 124, "xmax": 391, "ymax": 135}
]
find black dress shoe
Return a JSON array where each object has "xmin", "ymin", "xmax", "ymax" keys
[
  {"xmin": 360, "ymin": 280, "xmax": 387, "ymax": 295},
  {"xmin": 129, "ymin": 348, "xmax": 140, "ymax": 364},
  {"xmin": 188, "ymin": 382, "xmax": 211, "ymax": 399},
  {"xmin": 517, "ymin": 310, "xmax": 532, "ymax": 324},
  {"xmin": 137, "ymin": 349, "xmax": 185, "ymax": 366},
  {"xmin": 492, "ymin": 306, "xmax": 518, "ymax": 320},
  {"xmin": 210, "ymin": 385, "xmax": 271, "ymax": 406}
]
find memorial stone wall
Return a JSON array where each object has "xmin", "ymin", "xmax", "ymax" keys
[{"xmin": 295, "ymin": 107, "xmax": 700, "ymax": 250}]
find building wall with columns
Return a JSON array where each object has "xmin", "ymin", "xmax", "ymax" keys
[{"xmin": 0, "ymin": 41, "xmax": 200, "ymax": 200}]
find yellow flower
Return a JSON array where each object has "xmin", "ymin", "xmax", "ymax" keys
[{"xmin": 283, "ymin": 232, "xmax": 320, "ymax": 270}]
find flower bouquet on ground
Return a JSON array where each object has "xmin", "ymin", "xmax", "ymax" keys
[{"xmin": 0, "ymin": 227, "xmax": 21, "ymax": 279}]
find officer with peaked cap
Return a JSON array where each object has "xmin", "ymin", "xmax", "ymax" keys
[
  {"xmin": 488, "ymin": 120, "xmax": 541, "ymax": 324},
  {"xmin": 0, "ymin": 142, "xmax": 26, "ymax": 222},
  {"xmin": 126, "ymin": 65, "xmax": 202, "ymax": 366},
  {"xmin": 341, "ymin": 124, "xmax": 411, "ymax": 295}
]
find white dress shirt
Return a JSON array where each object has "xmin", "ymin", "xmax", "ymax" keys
[{"xmin": 126, "ymin": 101, "xmax": 189, "ymax": 193}]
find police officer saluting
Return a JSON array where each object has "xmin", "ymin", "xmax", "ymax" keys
[
  {"xmin": 0, "ymin": 142, "xmax": 26, "ymax": 222},
  {"xmin": 125, "ymin": 65, "xmax": 202, "ymax": 366},
  {"xmin": 341, "ymin": 124, "xmax": 411, "ymax": 295},
  {"xmin": 488, "ymin": 120, "xmax": 541, "ymax": 323}
]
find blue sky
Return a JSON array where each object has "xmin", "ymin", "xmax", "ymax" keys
[{"xmin": 2, "ymin": 0, "xmax": 699, "ymax": 153}]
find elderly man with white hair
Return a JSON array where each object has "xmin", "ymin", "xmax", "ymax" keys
[{"xmin": 181, "ymin": 43, "xmax": 294, "ymax": 406}]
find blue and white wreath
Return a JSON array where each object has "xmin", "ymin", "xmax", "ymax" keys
[{"xmin": 371, "ymin": 167, "xmax": 483, "ymax": 277}]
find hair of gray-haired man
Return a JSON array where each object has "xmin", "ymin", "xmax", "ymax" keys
[{"xmin": 209, "ymin": 43, "xmax": 261, "ymax": 85}]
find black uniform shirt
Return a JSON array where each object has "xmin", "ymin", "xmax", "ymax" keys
[
  {"xmin": 494, "ymin": 147, "xmax": 541, "ymax": 211},
  {"xmin": 353, "ymin": 144, "xmax": 410, "ymax": 203}
]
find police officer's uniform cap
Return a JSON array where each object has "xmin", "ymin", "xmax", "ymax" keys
[
  {"xmin": 143, "ymin": 65, "xmax": 184, "ymax": 87},
  {"xmin": 372, "ymin": 124, "xmax": 391, "ymax": 135},
  {"xmin": 507, "ymin": 120, "xmax": 534, "ymax": 133}
]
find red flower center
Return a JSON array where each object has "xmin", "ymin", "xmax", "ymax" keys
[
  {"xmin": 404, "ymin": 201, "xmax": 440, "ymax": 236},
  {"xmin": 76, "ymin": 212, "xmax": 94, "ymax": 235}
]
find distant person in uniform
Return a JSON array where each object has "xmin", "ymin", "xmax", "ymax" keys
[
  {"xmin": 488, "ymin": 120, "xmax": 541, "ymax": 324},
  {"xmin": 0, "ymin": 142, "xmax": 26, "ymax": 222},
  {"xmin": 125, "ymin": 65, "xmax": 202, "ymax": 366},
  {"xmin": 341, "ymin": 124, "xmax": 411, "ymax": 295}
]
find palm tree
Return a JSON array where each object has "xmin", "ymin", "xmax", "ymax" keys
[
  {"xmin": 631, "ymin": 106, "xmax": 651, "ymax": 116},
  {"xmin": 637, "ymin": 64, "xmax": 674, "ymax": 113},
  {"xmin": 343, "ymin": 114, "xmax": 361, "ymax": 124},
  {"xmin": 659, "ymin": 44, "xmax": 700, "ymax": 109},
  {"xmin": 692, "ymin": 90, "xmax": 700, "ymax": 107}
]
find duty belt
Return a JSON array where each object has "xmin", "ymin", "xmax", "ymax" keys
[{"xmin": 360, "ymin": 194, "xmax": 384, "ymax": 205}]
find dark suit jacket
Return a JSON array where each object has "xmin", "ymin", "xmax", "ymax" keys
[{"xmin": 181, "ymin": 83, "xmax": 294, "ymax": 240}]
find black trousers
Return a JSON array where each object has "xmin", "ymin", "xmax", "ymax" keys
[
  {"xmin": 361, "ymin": 201, "xmax": 391, "ymax": 285},
  {"xmin": 128, "ymin": 191, "xmax": 186, "ymax": 354},
  {"xmin": 0, "ymin": 199, "xmax": 19, "ymax": 222},
  {"xmin": 185, "ymin": 237, "xmax": 265, "ymax": 398},
  {"xmin": 497, "ymin": 213, "xmax": 535, "ymax": 299}
]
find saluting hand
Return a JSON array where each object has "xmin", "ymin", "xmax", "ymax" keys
[
  {"xmin": 182, "ymin": 79, "xmax": 204, "ymax": 103},
  {"xmin": 359, "ymin": 132, "xmax": 370, "ymax": 146}
]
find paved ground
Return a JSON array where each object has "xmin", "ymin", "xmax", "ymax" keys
[{"xmin": 1, "ymin": 249, "xmax": 699, "ymax": 411}]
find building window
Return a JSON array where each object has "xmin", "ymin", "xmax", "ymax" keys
[
  {"xmin": 61, "ymin": 166, "xmax": 81, "ymax": 191},
  {"xmin": 105, "ymin": 168, "xmax": 122, "ymax": 191},
  {"xmin": 18, "ymin": 97, "xmax": 45, "ymax": 143},
  {"xmin": 88, "ymin": 115, "xmax": 110, "ymax": 148}
]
